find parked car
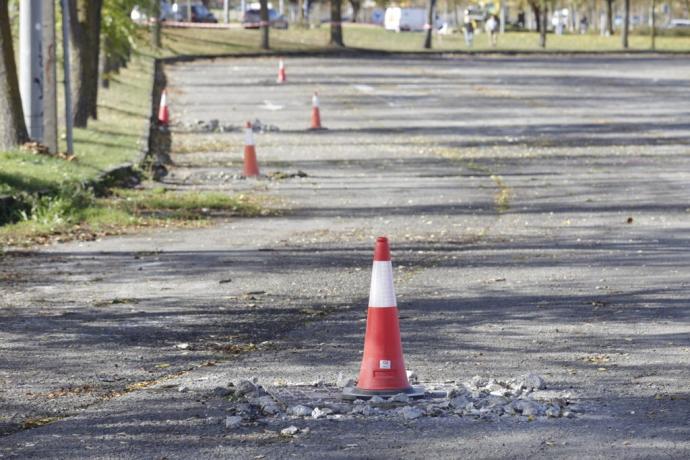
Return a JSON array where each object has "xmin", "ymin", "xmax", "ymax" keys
[
  {"xmin": 242, "ymin": 9, "xmax": 289, "ymax": 29},
  {"xmin": 667, "ymin": 19, "xmax": 690, "ymax": 28},
  {"xmin": 384, "ymin": 8, "xmax": 426, "ymax": 32},
  {"xmin": 130, "ymin": 1, "xmax": 181, "ymax": 23},
  {"xmin": 173, "ymin": 3, "xmax": 218, "ymax": 23}
]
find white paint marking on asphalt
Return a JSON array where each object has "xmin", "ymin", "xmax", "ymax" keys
[
  {"xmin": 261, "ymin": 100, "xmax": 283, "ymax": 111},
  {"xmin": 352, "ymin": 84, "xmax": 375, "ymax": 93}
]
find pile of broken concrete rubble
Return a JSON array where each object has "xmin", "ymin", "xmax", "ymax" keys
[
  {"xmin": 210, "ymin": 372, "xmax": 583, "ymax": 434},
  {"xmin": 179, "ymin": 119, "xmax": 279, "ymax": 134}
]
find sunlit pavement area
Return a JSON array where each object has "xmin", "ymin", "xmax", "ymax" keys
[{"xmin": 1, "ymin": 54, "xmax": 689, "ymax": 458}]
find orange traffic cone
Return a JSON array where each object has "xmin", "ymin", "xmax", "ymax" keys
[
  {"xmin": 243, "ymin": 121, "xmax": 260, "ymax": 177},
  {"xmin": 309, "ymin": 92, "xmax": 324, "ymax": 130},
  {"xmin": 158, "ymin": 90, "xmax": 170, "ymax": 126},
  {"xmin": 276, "ymin": 59, "xmax": 286, "ymax": 84},
  {"xmin": 343, "ymin": 237, "xmax": 425, "ymax": 399}
]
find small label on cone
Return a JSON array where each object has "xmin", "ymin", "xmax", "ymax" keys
[{"xmin": 379, "ymin": 360, "xmax": 391, "ymax": 369}]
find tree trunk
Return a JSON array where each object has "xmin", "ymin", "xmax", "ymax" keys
[
  {"xmin": 622, "ymin": 0, "xmax": 629, "ymax": 48},
  {"xmin": 86, "ymin": 0, "xmax": 102, "ymax": 120},
  {"xmin": 260, "ymin": 0, "xmax": 269, "ymax": 50},
  {"xmin": 67, "ymin": 0, "xmax": 103, "ymax": 127},
  {"xmin": 606, "ymin": 0, "xmax": 614, "ymax": 35},
  {"xmin": 530, "ymin": 1, "xmax": 541, "ymax": 32},
  {"xmin": 298, "ymin": 0, "xmax": 305, "ymax": 24},
  {"xmin": 539, "ymin": 1, "xmax": 547, "ymax": 48},
  {"xmin": 330, "ymin": 0, "xmax": 344, "ymax": 46},
  {"xmin": 100, "ymin": 35, "xmax": 111, "ymax": 89},
  {"xmin": 651, "ymin": 0, "xmax": 656, "ymax": 50},
  {"xmin": 151, "ymin": 0, "xmax": 161, "ymax": 48},
  {"xmin": 423, "ymin": 0, "xmax": 436, "ymax": 49},
  {"xmin": 0, "ymin": 2, "xmax": 29, "ymax": 149},
  {"xmin": 349, "ymin": 0, "xmax": 360, "ymax": 23}
]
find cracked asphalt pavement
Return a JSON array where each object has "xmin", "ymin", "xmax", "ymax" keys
[{"xmin": 1, "ymin": 54, "xmax": 689, "ymax": 458}]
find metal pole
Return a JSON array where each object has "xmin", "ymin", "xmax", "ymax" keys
[
  {"xmin": 500, "ymin": 2, "xmax": 506, "ymax": 34},
  {"xmin": 60, "ymin": 0, "xmax": 74, "ymax": 154},
  {"xmin": 187, "ymin": 0, "xmax": 192, "ymax": 22},
  {"xmin": 20, "ymin": 0, "xmax": 43, "ymax": 141},
  {"xmin": 43, "ymin": 0, "xmax": 58, "ymax": 153},
  {"xmin": 224, "ymin": 0, "xmax": 229, "ymax": 23}
]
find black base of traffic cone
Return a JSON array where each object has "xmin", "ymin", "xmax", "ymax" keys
[{"xmin": 341, "ymin": 385, "xmax": 426, "ymax": 400}]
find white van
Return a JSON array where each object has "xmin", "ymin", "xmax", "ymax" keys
[{"xmin": 384, "ymin": 7, "xmax": 427, "ymax": 32}]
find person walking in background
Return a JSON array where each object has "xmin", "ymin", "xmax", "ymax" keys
[
  {"xmin": 463, "ymin": 11, "xmax": 475, "ymax": 48},
  {"xmin": 486, "ymin": 14, "xmax": 499, "ymax": 47},
  {"xmin": 579, "ymin": 16, "xmax": 589, "ymax": 34}
]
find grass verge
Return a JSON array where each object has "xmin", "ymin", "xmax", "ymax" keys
[
  {"xmin": 0, "ymin": 50, "xmax": 155, "ymax": 250},
  {"xmin": 158, "ymin": 25, "xmax": 690, "ymax": 55},
  {"xmin": 0, "ymin": 54, "xmax": 152, "ymax": 198},
  {"xmin": 0, "ymin": 186, "xmax": 266, "ymax": 248}
]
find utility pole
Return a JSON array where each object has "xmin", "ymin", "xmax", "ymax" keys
[
  {"xmin": 500, "ymin": 1, "xmax": 506, "ymax": 34},
  {"xmin": 43, "ymin": 0, "xmax": 58, "ymax": 154},
  {"xmin": 19, "ymin": 0, "xmax": 43, "ymax": 141},
  {"xmin": 60, "ymin": 0, "xmax": 74, "ymax": 154}
]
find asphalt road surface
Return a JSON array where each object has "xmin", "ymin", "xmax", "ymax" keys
[{"xmin": 1, "ymin": 54, "xmax": 689, "ymax": 459}]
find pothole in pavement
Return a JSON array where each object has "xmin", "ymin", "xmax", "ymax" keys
[
  {"xmin": 176, "ymin": 118, "xmax": 279, "ymax": 134},
  {"xmin": 202, "ymin": 372, "xmax": 585, "ymax": 436}
]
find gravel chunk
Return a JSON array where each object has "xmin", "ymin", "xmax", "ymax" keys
[
  {"xmin": 236, "ymin": 379, "xmax": 257, "ymax": 396},
  {"xmin": 212, "ymin": 386, "xmax": 231, "ymax": 397},
  {"xmin": 351, "ymin": 405, "xmax": 375, "ymax": 416},
  {"xmin": 289, "ymin": 405, "xmax": 313, "ymax": 417},
  {"xmin": 401, "ymin": 406, "xmax": 423, "ymax": 420},
  {"xmin": 312, "ymin": 407, "xmax": 333, "ymax": 419},
  {"xmin": 368, "ymin": 396, "xmax": 385, "ymax": 405},
  {"xmin": 449, "ymin": 396, "xmax": 470, "ymax": 409},
  {"xmin": 225, "ymin": 416, "xmax": 243, "ymax": 429},
  {"xmin": 280, "ymin": 425, "xmax": 300, "ymax": 436},
  {"xmin": 545, "ymin": 405, "xmax": 561, "ymax": 417},
  {"xmin": 515, "ymin": 400, "xmax": 544, "ymax": 416},
  {"xmin": 389, "ymin": 393, "xmax": 410, "ymax": 404},
  {"xmin": 520, "ymin": 373, "xmax": 546, "ymax": 390},
  {"xmin": 470, "ymin": 375, "xmax": 488, "ymax": 388}
]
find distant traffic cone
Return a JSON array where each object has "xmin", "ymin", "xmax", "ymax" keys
[
  {"xmin": 343, "ymin": 237, "xmax": 425, "ymax": 399},
  {"xmin": 310, "ymin": 92, "xmax": 323, "ymax": 130},
  {"xmin": 158, "ymin": 90, "xmax": 170, "ymax": 126},
  {"xmin": 276, "ymin": 59, "xmax": 286, "ymax": 84},
  {"xmin": 243, "ymin": 121, "xmax": 260, "ymax": 177}
]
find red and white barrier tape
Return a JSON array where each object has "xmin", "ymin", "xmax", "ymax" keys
[{"xmin": 162, "ymin": 21, "xmax": 242, "ymax": 29}]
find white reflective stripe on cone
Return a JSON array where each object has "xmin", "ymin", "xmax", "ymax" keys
[
  {"xmin": 369, "ymin": 261, "xmax": 397, "ymax": 308},
  {"xmin": 160, "ymin": 92, "xmax": 167, "ymax": 106},
  {"xmin": 312, "ymin": 94, "xmax": 319, "ymax": 108},
  {"xmin": 244, "ymin": 127, "xmax": 254, "ymax": 146}
]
